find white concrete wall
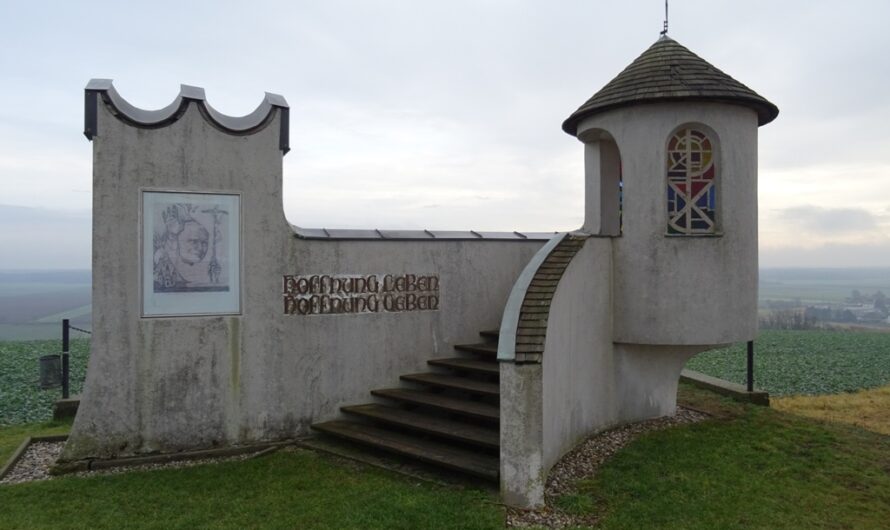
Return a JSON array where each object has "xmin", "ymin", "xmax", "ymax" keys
[
  {"xmin": 582, "ymin": 138, "xmax": 621, "ymax": 236},
  {"xmin": 541, "ymin": 238, "xmax": 614, "ymax": 470},
  {"xmin": 578, "ymin": 102, "xmax": 759, "ymax": 346},
  {"xmin": 502, "ymin": 237, "xmax": 707, "ymax": 507},
  {"xmin": 502, "ymin": 235, "xmax": 714, "ymax": 508},
  {"xmin": 62, "ymin": 101, "xmax": 542, "ymax": 461},
  {"xmin": 500, "ymin": 362, "xmax": 544, "ymax": 508},
  {"xmin": 613, "ymin": 343, "xmax": 709, "ymax": 422}
]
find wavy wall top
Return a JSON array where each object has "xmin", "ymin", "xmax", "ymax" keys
[{"xmin": 83, "ymin": 79, "xmax": 290, "ymax": 153}]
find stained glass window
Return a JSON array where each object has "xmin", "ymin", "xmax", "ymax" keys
[{"xmin": 667, "ymin": 128, "xmax": 716, "ymax": 235}]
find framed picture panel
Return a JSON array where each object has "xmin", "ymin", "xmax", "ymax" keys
[{"xmin": 141, "ymin": 190, "xmax": 241, "ymax": 317}]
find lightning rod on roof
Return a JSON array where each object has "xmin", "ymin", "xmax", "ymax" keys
[{"xmin": 661, "ymin": 0, "xmax": 669, "ymax": 35}]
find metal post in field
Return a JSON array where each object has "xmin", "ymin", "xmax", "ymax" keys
[
  {"xmin": 746, "ymin": 340, "xmax": 754, "ymax": 392},
  {"xmin": 62, "ymin": 318, "xmax": 70, "ymax": 399}
]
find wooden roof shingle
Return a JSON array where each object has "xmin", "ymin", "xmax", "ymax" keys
[{"xmin": 562, "ymin": 36, "xmax": 779, "ymax": 135}]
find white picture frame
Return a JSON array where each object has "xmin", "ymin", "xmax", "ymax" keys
[{"xmin": 141, "ymin": 190, "xmax": 241, "ymax": 317}]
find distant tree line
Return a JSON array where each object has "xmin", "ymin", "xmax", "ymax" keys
[
  {"xmin": 759, "ymin": 309, "xmax": 820, "ymax": 330},
  {"xmin": 764, "ymin": 298, "xmax": 802, "ymax": 310},
  {"xmin": 803, "ymin": 306, "xmax": 856, "ymax": 323}
]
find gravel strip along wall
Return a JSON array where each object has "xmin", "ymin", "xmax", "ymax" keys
[
  {"xmin": 0, "ymin": 442, "xmax": 65, "ymax": 484},
  {"xmin": 0, "ymin": 441, "xmax": 266, "ymax": 485},
  {"xmin": 506, "ymin": 407, "xmax": 708, "ymax": 529}
]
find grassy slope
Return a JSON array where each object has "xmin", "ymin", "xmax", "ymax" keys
[
  {"xmin": 685, "ymin": 330, "xmax": 890, "ymax": 396},
  {"xmin": 562, "ymin": 385, "xmax": 890, "ymax": 530}
]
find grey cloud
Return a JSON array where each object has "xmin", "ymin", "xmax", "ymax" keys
[
  {"xmin": 761, "ymin": 242, "xmax": 890, "ymax": 268},
  {"xmin": 776, "ymin": 205, "xmax": 878, "ymax": 233}
]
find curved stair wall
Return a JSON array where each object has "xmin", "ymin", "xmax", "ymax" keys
[
  {"xmin": 498, "ymin": 232, "xmax": 711, "ymax": 509},
  {"xmin": 499, "ymin": 232, "xmax": 611, "ymax": 508},
  {"xmin": 540, "ymin": 237, "xmax": 615, "ymax": 470}
]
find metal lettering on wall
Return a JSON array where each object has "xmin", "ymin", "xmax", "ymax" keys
[{"xmin": 283, "ymin": 274, "xmax": 440, "ymax": 315}]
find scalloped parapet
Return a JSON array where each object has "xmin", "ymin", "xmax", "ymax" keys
[{"xmin": 83, "ymin": 79, "xmax": 290, "ymax": 153}]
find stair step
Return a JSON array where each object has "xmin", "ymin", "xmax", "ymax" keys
[
  {"xmin": 454, "ymin": 343, "xmax": 498, "ymax": 358},
  {"xmin": 341, "ymin": 403, "xmax": 499, "ymax": 449},
  {"xmin": 479, "ymin": 329, "xmax": 500, "ymax": 341},
  {"xmin": 401, "ymin": 372, "xmax": 500, "ymax": 397},
  {"xmin": 312, "ymin": 421, "xmax": 498, "ymax": 480},
  {"xmin": 428, "ymin": 357, "xmax": 499, "ymax": 376},
  {"xmin": 371, "ymin": 388, "xmax": 499, "ymax": 422}
]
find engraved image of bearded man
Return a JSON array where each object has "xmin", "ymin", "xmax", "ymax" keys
[{"xmin": 153, "ymin": 204, "xmax": 211, "ymax": 291}]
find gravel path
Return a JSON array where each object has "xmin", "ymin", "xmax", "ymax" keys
[
  {"xmin": 0, "ymin": 442, "xmax": 65, "ymax": 484},
  {"xmin": 507, "ymin": 407, "xmax": 709, "ymax": 529},
  {"xmin": 0, "ymin": 442, "xmax": 263, "ymax": 485}
]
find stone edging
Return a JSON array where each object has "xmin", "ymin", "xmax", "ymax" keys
[
  {"xmin": 51, "ymin": 440, "xmax": 294, "ymax": 475},
  {"xmin": 680, "ymin": 369, "xmax": 770, "ymax": 406}
]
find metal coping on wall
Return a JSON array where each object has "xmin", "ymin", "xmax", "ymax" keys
[
  {"xmin": 83, "ymin": 79, "xmax": 290, "ymax": 154},
  {"xmin": 291, "ymin": 226, "xmax": 557, "ymax": 241}
]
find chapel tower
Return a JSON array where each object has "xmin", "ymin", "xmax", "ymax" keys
[{"xmin": 563, "ymin": 35, "xmax": 778, "ymax": 345}]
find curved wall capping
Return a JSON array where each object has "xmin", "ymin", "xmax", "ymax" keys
[
  {"xmin": 84, "ymin": 79, "xmax": 290, "ymax": 153},
  {"xmin": 498, "ymin": 232, "xmax": 589, "ymax": 362}
]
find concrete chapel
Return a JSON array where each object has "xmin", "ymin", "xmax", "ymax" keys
[{"xmin": 60, "ymin": 34, "xmax": 777, "ymax": 509}]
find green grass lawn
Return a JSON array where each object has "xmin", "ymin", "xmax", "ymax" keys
[
  {"xmin": 3, "ymin": 331, "xmax": 890, "ymax": 528},
  {"xmin": 686, "ymin": 329, "xmax": 890, "ymax": 396},
  {"xmin": 0, "ymin": 445, "xmax": 501, "ymax": 530},
  {"xmin": 557, "ymin": 385, "xmax": 890, "ymax": 530},
  {"xmin": 0, "ymin": 339, "xmax": 89, "ymax": 425},
  {"xmin": 3, "ymin": 387, "xmax": 889, "ymax": 529}
]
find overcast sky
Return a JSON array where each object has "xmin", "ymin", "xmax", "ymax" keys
[{"xmin": 1, "ymin": 0, "xmax": 888, "ymax": 269}]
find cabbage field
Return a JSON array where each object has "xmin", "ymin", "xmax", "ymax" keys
[
  {"xmin": 2, "ymin": 329, "xmax": 889, "ymax": 425},
  {"xmin": 0, "ymin": 338, "xmax": 89, "ymax": 425},
  {"xmin": 686, "ymin": 329, "xmax": 890, "ymax": 396}
]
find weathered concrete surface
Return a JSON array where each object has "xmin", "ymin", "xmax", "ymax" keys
[
  {"xmin": 582, "ymin": 137, "xmax": 621, "ymax": 236},
  {"xmin": 541, "ymin": 238, "xmax": 614, "ymax": 470},
  {"xmin": 62, "ymin": 98, "xmax": 543, "ymax": 462},
  {"xmin": 578, "ymin": 102, "xmax": 759, "ymax": 346},
  {"xmin": 680, "ymin": 369, "xmax": 770, "ymax": 406},
  {"xmin": 500, "ymin": 362, "xmax": 545, "ymax": 509},
  {"xmin": 499, "ymin": 236, "xmax": 712, "ymax": 508},
  {"xmin": 499, "ymin": 238, "xmax": 714, "ymax": 508},
  {"xmin": 613, "ymin": 344, "xmax": 708, "ymax": 421},
  {"xmin": 500, "ymin": 100, "xmax": 765, "ymax": 508},
  {"xmin": 52, "ymin": 397, "xmax": 80, "ymax": 421}
]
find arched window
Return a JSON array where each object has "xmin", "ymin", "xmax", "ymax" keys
[{"xmin": 666, "ymin": 127, "xmax": 717, "ymax": 235}]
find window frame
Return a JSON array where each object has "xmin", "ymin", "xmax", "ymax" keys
[{"xmin": 664, "ymin": 124, "xmax": 722, "ymax": 237}]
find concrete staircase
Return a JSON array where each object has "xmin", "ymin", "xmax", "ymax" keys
[{"xmin": 311, "ymin": 330, "xmax": 500, "ymax": 481}]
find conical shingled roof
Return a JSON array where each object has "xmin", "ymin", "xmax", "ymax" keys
[{"xmin": 562, "ymin": 35, "xmax": 779, "ymax": 135}]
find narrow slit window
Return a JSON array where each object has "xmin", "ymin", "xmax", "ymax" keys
[{"xmin": 667, "ymin": 128, "xmax": 716, "ymax": 235}]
